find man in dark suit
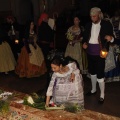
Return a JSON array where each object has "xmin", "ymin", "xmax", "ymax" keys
[{"xmin": 83, "ymin": 7, "xmax": 114, "ymax": 103}]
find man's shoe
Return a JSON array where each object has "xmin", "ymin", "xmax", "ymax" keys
[
  {"xmin": 86, "ymin": 91, "xmax": 97, "ymax": 96},
  {"xmin": 98, "ymin": 97, "xmax": 104, "ymax": 104}
]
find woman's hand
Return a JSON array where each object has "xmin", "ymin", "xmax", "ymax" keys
[
  {"xmin": 83, "ymin": 42, "xmax": 88, "ymax": 49},
  {"xmin": 70, "ymin": 73, "xmax": 75, "ymax": 82},
  {"xmin": 45, "ymin": 96, "xmax": 50, "ymax": 107},
  {"xmin": 105, "ymin": 35, "xmax": 113, "ymax": 42},
  {"xmin": 45, "ymin": 102, "xmax": 49, "ymax": 107}
]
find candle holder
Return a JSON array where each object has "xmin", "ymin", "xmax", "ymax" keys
[
  {"xmin": 100, "ymin": 47, "xmax": 108, "ymax": 58},
  {"xmin": 100, "ymin": 41, "xmax": 109, "ymax": 58}
]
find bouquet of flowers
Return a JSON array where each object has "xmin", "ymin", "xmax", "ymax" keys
[
  {"xmin": 45, "ymin": 102, "xmax": 65, "ymax": 110},
  {"xmin": 66, "ymin": 31, "xmax": 74, "ymax": 41},
  {"xmin": 64, "ymin": 103, "xmax": 84, "ymax": 113},
  {"xmin": 45, "ymin": 102, "xmax": 84, "ymax": 113},
  {"xmin": 23, "ymin": 93, "xmax": 45, "ymax": 110},
  {"xmin": 0, "ymin": 90, "xmax": 13, "ymax": 117},
  {"xmin": 0, "ymin": 100, "xmax": 10, "ymax": 116}
]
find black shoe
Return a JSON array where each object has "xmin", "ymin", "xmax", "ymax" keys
[
  {"xmin": 86, "ymin": 91, "xmax": 97, "ymax": 96},
  {"xmin": 98, "ymin": 97, "xmax": 104, "ymax": 104}
]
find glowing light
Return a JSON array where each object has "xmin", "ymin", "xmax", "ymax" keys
[
  {"xmin": 15, "ymin": 39, "xmax": 19, "ymax": 44},
  {"xmin": 100, "ymin": 49, "xmax": 108, "ymax": 58}
]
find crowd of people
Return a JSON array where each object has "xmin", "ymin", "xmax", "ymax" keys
[{"xmin": 0, "ymin": 7, "xmax": 120, "ymax": 109}]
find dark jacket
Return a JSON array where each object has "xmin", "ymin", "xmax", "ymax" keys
[
  {"xmin": 83, "ymin": 20, "xmax": 114, "ymax": 50},
  {"xmin": 37, "ymin": 21, "xmax": 54, "ymax": 43}
]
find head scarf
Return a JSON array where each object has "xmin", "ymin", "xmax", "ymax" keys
[
  {"xmin": 90, "ymin": 7, "xmax": 103, "ymax": 19},
  {"xmin": 38, "ymin": 13, "xmax": 48, "ymax": 26}
]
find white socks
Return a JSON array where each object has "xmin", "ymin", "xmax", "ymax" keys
[
  {"xmin": 90, "ymin": 74, "xmax": 97, "ymax": 93},
  {"xmin": 90, "ymin": 75, "xmax": 105, "ymax": 99},
  {"xmin": 97, "ymin": 78, "xmax": 105, "ymax": 99}
]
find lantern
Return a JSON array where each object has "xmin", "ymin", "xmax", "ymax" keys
[{"xmin": 100, "ymin": 48, "xmax": 108, "ymax": 58}]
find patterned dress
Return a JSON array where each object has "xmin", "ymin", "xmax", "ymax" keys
[
  {"xmin": 0, "ymin": 41, "xmax": 16, "ymax": 72},
  {"xmin": 15, "ymin": 33, "xmax": 47, "ymax": 78},
  {"xmin": 111, "ymin": 17, "xmax": 120, "ymax": 45},
  {"xmin": 47, "ymin": 62, "xmax": 84, "ymax": 107},
  {"xmin": 105, "ymin": 45, "xmax": 120, "ymax": 82},
  {"xmin": 65, "ymin": 26, "xmax": 88, "ymax": 74}
]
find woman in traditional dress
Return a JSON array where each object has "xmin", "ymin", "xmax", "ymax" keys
[
  {"xmin": 46, "ymin": 56, "xmax": 84, "ymax": 108},
  {"xmin": 0, "ymin": 27, "xmax": 16, "ymax": 74},
  {"xmin": 111, "ymin": 11, "xmax": 120, "ymax": 45},
  {"xmin": 65, "ymin": 16, "xmax": 88, "ymax": 74},
  {"xmin": 104, "ymin": 11, "xmax": 120, "ymax": 82},
  {"xmin": 105, "ymin": 44, "xmax": 120, "ymax": 82},
  {"xmin": 4, "ymin": 15, "xmax": 20, "ymax": 60},
  {"xmin": 15, "ymin": 21, "xmax": 47, "ymax": 78}
]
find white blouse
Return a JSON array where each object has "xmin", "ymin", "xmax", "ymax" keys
[{"xmin": 46, "ymin": 62, "xmax": 81, "ymax": 96}]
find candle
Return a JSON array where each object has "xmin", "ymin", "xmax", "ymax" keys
[
  {"xmin": 15, "ymin": 39, "xmax": 19, "ymax": 44},
  {"xmin": 100, "ymin": 49, "xmax": 108, "ymax": 58},
  {"xmin": 101, "ymin": 51, "xmax": 105, "ymax": 55}
]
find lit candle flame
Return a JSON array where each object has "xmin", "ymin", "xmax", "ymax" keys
[
  {"xmin": 15, "ymin": 39, "xmax": 19, "ymax": 44},
  {"xmin": 101, "ymin": 51, "xmax": 105, "ymax": 55},
  {"xmin": 100, "ymin": 50, "xmax": 108, "ymax": 58}
]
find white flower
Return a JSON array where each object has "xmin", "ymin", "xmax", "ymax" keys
[
  {"xmin": 0, "ymin": 92, "xmax": 12, "ymax": 96},
  {"xmin": 27, "ymin": 96, "xmax": 34, "ymax": 104}
]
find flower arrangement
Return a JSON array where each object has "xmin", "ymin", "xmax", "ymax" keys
[
  {"xmin": 64, "ymin": 103, "xmax": 84, "ymax": 113},
  {"xmin": 0, "ymin": 90, "xmax": 13, "ymax": 117},
  {"xmin": 23, "ymin": 93, "xmax": 45, "ymax": 110},
  {"xmin": 66, "ymin": 31, "xmax": 74, "ymax": 41},
  {"xmin": 0, "ymin": 100, "xmax": 9, "ymax": 116},
  {"xmin": 27, "ymin": 96, "xmax": 35, "ymax": 104},
  {"xmin": 45, "ymin": 102, "xmax": 84, "ymax": 113}
]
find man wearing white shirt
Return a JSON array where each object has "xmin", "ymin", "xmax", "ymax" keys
[{"xmin": 83, "ymin": 7, "xmax": 114, "ymax": 104}]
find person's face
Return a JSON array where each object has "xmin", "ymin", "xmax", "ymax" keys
[
  {"xmin": 30, "ymin": 22, "xmax": 34, "ymax": 30},
  {"xmin": 74, "ymin": 17, "xmax": 80, "ymax": 26},
  {"xmin": 90, "ymin": 14, "xmax": 100, "ymax": 23},
  {"xmin": 51, "ymin": 64, "xmax": 61, "ymax": 72}
]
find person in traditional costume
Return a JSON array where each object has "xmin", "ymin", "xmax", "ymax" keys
[
  {"xmin": 15, "ymin": 21, "xmax": 47, "ymax": 78},
  {"xmin": 82, "ymin": 7, "xmax": 114, "ymax": 103},
  {"xmin": 3, "ymin": 15, "xmax": 20, "ymax": 60},
  {"xmin": 105, "ymin": 11, "xmax": 120, "ymax": 82},
  {"xmin": 0, "ymin": 27, "xmax": 16, "ymax": 74},
  {"xmin": 65, "ymin": 16, "xmax": 88, "ymax": 74},
  {"xmin": 37, "ymin": 13, "xmax": 55, "ymax": 88},
  {"xmin": 111, "ymin": 10, "xmax": 120, "ymax": 45},
  {"xmin": 37, "ymin": 13, "xmax": 54, "ymax": 58},
  {"xmin": 46, "ymin": 56, "xmax": 84, "ymax": 108},
  {"xmin": 105, "ymin": 44, "xmax": 120, "ymax": 82}
]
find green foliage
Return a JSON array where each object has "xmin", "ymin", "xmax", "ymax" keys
[
  {"xmin": 0, "ymin": 90, "xmax": 4, "ymax": 94},
  {"xmin": 23, "ymin": 93, "xmax": 45, "ymax": 110},
  {"xmin": 64, "ymin": 103, "xmax": 84, "ymax": 113},
  {"xmin": 0, "ymin": 100, "xmax": 10, "ymax": 116}
]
